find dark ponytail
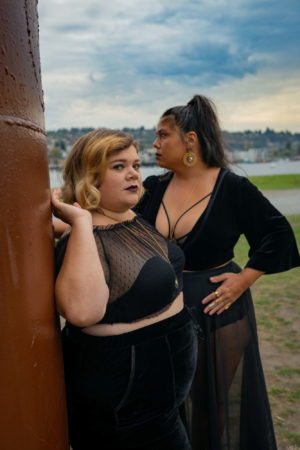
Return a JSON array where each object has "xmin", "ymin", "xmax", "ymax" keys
[{"xmin": 162, "ymin": 95, "xmax": 229, "ymax": 168}]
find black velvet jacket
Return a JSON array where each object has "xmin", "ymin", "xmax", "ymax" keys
[{"xmin": 135, "ymin": 169, "xmax": 300, "ymax": 273}]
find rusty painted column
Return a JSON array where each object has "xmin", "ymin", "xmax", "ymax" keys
[{"xmin": 0, "ymin": 1, "xmax": 69, "ymax": 449}]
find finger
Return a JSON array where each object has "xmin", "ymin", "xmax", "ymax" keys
[
  {"xmin": 202, "ymin": 291, "xmax": 220, "ymax": 305},
  {"xmin": 51, "ymin": 198, "xmax": 63, "ymax": 211},
  {"xmin": 53, "ymin": 188, "xmax": 62, "ymax": 197},
  {"xmin": 52, "ymin": 188, "xmax": 59, "ymax": 195},
  {"xmin": 51, "ymin": 189, "xmax": 61, "ymax": 205},
  {"xmin": 203, "ymin": 297, "xmax": 224, "ymax": 313},
  {"xmin": 217, "ymin": 302, "xmax": 232, "ymax": 315},
  {"xmin": 205, "ymin": 299, "xmax": 227, "ymax": 315},
  {"xmin": 204, "ymin": 302, "xmax": 217, "ymax": 314},
  {"xmin": 52, "ymin": 206, "xmax": 63, "ymax": 220},
  {"xmin": 202, "ymin": 287, "xmax": 224, "ymax": 304},
  {"xmin": 203, "ymin": 294, "xmax": 224, "ymax": 312},
  {"xmin": 52, "ymin": 188, "xmax": 63, "ymax": 200},
  {"xmin": 209, "ymin": 273, "xmax": 229, "ymax": 283},
  {"xmin": 73, "ymin": 202, "xmax": 82, "ymax": 208}
]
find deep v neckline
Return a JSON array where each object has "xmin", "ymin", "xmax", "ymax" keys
[
  {"xmin": 161, "ymin": 191, "xmax": 213, "ymax": 242},
  {"xmin": 155, "ymin": 168, "xmax": 226, "ymax": 245}
]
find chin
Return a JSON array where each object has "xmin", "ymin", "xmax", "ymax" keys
[
  {"xmin": 156, "ymin": 159, "xmax": 167, "ymax": 168},
  {"xmin": 125, "ymin": 196, "xmax": 140, "ymax": 209},
  {"xmin": 158, "ymin": 160, "xmax": 172, "ymax": 170}
]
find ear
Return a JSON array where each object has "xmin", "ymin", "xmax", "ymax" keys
[{"xmin": 185, "ymin": 131, "xmax": 198, "ymax": 147}]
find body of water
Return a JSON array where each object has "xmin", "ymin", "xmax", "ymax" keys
[
  {"xmin": 229, "ymin": 160, "xmax": 300, "ymax": 177},
  {"xmin": 50, "ymin": 159, "xmax": 300, "ymax": 188}
]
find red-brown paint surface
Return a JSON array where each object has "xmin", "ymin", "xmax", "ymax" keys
[{"xmin": 0, "ymin": 1, "xmax": 69, "ymax": 448}]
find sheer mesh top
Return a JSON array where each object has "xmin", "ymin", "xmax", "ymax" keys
[{"xmin": 55, "ymin": 216, "xmax": 185, "ymax": 324}]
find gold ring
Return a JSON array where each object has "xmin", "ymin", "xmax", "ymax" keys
[
  {"xmin": 224, "ymin": 302, "xmax": 231, "ymax": 310},
  {"xmin": 215, "ymin": 296, "xmax": 223, "ymax": 304},
  {"xmin": 209, "ymin": 302, "xmax": 215, "ymax": 309},
  {"xmin": 214, "ymin": 290, "xmax": 220, "ymax": 298}
]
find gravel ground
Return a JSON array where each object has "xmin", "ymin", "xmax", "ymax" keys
[{"xmin": 262, "ymin": 189, "xmax": 300, "ymax": 215}]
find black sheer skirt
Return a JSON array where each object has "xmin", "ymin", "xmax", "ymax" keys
[{"xmin": 182, "ymin": 261, "xmax": 277, "ymax": 450}]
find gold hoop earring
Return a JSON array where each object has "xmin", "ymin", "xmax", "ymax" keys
[{"xmin": 182, "ymin": 148, "xmax": 197, "ymax": 167}]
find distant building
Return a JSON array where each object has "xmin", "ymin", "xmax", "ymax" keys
[
  {"xmin": 141, "ymin": 147, "xmax": 156, "ymax": 165},
  {"xmin": 231, "ymin": 147, "xmax": 269, "ymax": 163}
]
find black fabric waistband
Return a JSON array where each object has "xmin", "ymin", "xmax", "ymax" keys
[
  {"xmin": 63, "ymin": 307, "xmax": 191, "ymax": 350},
  {"xmin": 183, "ymin": 261, "xmax": 240, "ymax": 278},
  {"xmin": 181, "ymin": 261, "xmax": 252, "ymax": 332}
]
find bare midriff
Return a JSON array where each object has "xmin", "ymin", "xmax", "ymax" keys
[
  {"xmin": 183, "ymin": 259, "xmax": 233, "ymax": 272},
  {"xmin": 82, "ymin": 292, "xmax": 184, "ymax": 337}
]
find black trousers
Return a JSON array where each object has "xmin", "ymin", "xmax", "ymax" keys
[{"xmin": 62, "ymin": 308, "xmax": 197, "ymax": 450}]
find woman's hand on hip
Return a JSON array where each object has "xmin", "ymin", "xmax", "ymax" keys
[{"xmin": 202, "ymin": 268, "xmax": 263, "ymax": 315}]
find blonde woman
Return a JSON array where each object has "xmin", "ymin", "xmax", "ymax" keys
[{"xmin": 52, "ymin": 129, "xmax": 197, "ymax": 450}]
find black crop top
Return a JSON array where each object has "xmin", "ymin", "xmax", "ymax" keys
[
  {"xmin": 135, "ymin": 169, "xmax": 300, "ymax": 273},
  {"xmin": 55, "ymin": 216, "xmax": 185, "ymax": 324}
]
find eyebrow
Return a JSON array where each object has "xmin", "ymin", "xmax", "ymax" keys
[
  {"xmin": 156, "ymin": 128, "xmax": 167, "ymax": 135},
  {"xmin": 109, "ymin": 158, "xmax": 141, "ymax": 163}
]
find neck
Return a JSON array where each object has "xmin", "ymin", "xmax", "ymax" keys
[
  {"xmin": 172, "ymin": 161, "xmax": 212, "ymax": 182},
  {"xmin": 93, "ymin": 207, "xmax": 135, "ymax": 224}
]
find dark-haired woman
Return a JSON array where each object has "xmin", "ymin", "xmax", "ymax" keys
[{"xmin": 135, "ymin": 95, "xmax": 300, "ymax": 450}]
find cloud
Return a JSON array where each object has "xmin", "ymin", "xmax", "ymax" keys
[
  {"xmin": 211, "ymin": 69, "xmax": 300, "ymax": 131},
  {"xmin": 38, "ymin": 0, "xmax": 300, "ymax": 131}
]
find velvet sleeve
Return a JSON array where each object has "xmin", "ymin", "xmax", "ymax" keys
[
  {"xmin": 236, "ymin": 177, "xmax": 300, "ymax": 274},
  {"xmin": 134, "ymin": 175, "xmax": 159, "ymax": 214}
]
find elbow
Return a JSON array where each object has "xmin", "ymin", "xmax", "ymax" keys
[
  {"xmin": 65, "ymin": 304, "xmax": 107, "ymax": 327},
  {"xmin": 55, "ymin": 284, "xmax": 109, "ymax": 327}
]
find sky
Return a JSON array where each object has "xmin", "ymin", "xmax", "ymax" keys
[{"xmin": 38, "ymin": 0, "xmax": 300, "ymax": 132}]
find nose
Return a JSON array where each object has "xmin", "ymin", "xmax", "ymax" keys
[
  {"xmin": 153, "ymin": 137, "xmax": 159, "ymax": 149},
  {"xmin": 127, "ymin": 166, "xmax": 139, "ymax": 179}
]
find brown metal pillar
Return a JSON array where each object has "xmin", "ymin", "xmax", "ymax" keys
[{"xmin": 0, "ymin": 1, "xmax": 69, "ymax": 449}]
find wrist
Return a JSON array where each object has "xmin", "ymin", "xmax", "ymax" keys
[
  {"xmin": 71, "ymin": 215, "xmax": 93, "ymax": 229},
  {"xmin": 239, "ymin": 268, "xmax": 263, "ymax": 289}
]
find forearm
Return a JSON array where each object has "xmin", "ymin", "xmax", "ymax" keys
[
  {"xmin": 55, "ymin": 219, "xmax": 109, "ymax": 326},
  {"xmin": 238, "ymin": 267, "xmax": 264, "ymax": 290},
  {"xmin": 53, "ymin": 219, "xmax": 70, "ymax": 238}
]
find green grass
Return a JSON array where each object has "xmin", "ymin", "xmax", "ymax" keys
[
  {"xmin": 248, "ymin": 174, "xmax": 300, "ymax": 190},
  {"xmin": 277, "ymin": 368, "xmax": 300, "ymax": 377},
  {"xmin": 285, "ymin": 432, "xmax": 300, "ymax": 446},
  {"xmin": 234, "ymin": 214, "xmax": 300, "ymax": 448},
  {"xmin": 268, "ymin": 387, "xmax": 286, "ymax": 396},
  {"xmin": 234, "ymin": 214, "xmax": 300, "ymax": 265}
]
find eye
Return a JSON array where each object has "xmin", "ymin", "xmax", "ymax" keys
[
  {"xmin": 112, "ymin": 164, "xmax": 124, "ymax": 170},
  {"xmin": 133, "ymin": 163, "xmax": 141, "ymax": 170}
]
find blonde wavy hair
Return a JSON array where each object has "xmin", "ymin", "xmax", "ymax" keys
[{"xmin": 61, "ymin": 129, "xmax": 140, "ymax": 212}]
